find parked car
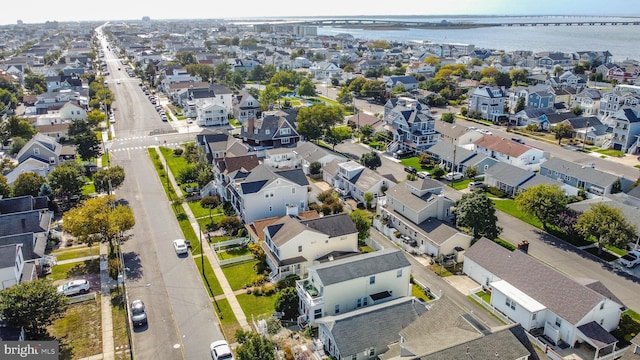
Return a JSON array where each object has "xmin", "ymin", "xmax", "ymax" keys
[
  {"xmin": 511, "ymin": 137, "xmax": 525, "ymax": 144},
  {"xmin": 468, "ymin": 181, "xmax": 486, "ymax": 190},
  {"xmin": 417, "ymin": 171, "xmax": 430, "ymax": 179},
  {"xmin": 57, "ymin": 279, "xmax": 90, "ymax": 296},
  {"xmin": 173, "ymin": 239, "xmax": 188, "ymax": 255},
  {"xmin": 619, "ymin": 250, "xmax": 640, "ymax": 268},
  {"xmin": 210, "ymin": 340, "xmax": 234, "ymax": 360},
  {"xmin": 445, "ymin": 172, "xmax": 463, "ymax": 181},
  {"xmin": 404, "ymin": 166, "xmax": 417, "ymax": 175},
  {"xmin": 130, "ymin": 299, "xmax": 147, "ymax": 327}
]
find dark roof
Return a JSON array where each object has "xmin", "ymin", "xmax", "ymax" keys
[
  {"xmin": 275, "ymin": 168, "xmax": 309, "ymax": 186},
  {"xmin": 464, "ymin": 238, "xmax": 612, "ymax": 324},
  {"xmin": 317, "ymin": 297, "xmax": 427, "ymax": 358},
  {"xmin": 239, "ymin": 166, "xmax": 308, "ymax": 195},
  {"xmin": 577, "ymin": 321, "xmax": 618, "ymax": 348},
  {"xmin": 0, "ymin": 210, "xmax": 49, "ymax": 237},
  {"xmin": 314, "ymin": 248, "xmax": 410, "ymax": 286},
  {"xmin": 300, "ymin": 213, "xmax": 358, "ymax": 238},
  {"xmin": 0, "ymin": 195, "xmax": 49, "ymax": 214},
  {"xmin": 0, "ymin": 245, "xmax": 16, "ymax": 268}
]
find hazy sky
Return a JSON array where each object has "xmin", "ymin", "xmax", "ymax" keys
[{"xmin": 4, "ymin": 0, "xmax": 639, "ymax": 25}]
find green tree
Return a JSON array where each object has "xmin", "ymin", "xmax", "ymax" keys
[
  {"xmin": 258, "ymin": 85, "xmax": 280, "ymax": 111},
  {"xmin": 0, "ymin": 174, "xmax": 11, "ymax": 199},
  {"xmin": 24, "ymin": 74, "xmax": 47, "ymax": 94},
  {"xmin": 62, "ymin": 195, "xmax": 135, "ymax": 254},
  {"xmin": 309, "ymin": 161, "xmax": 322, "ymax": 175},
  {"xmin": 93, "ymin": 166, "xmax": 126, "ymax": 194},
  {"xmin": 4, "ymin": 115, "xmax": 37, "ymax": 140},
  {"xmin": 441, "ymin": 113, "xmax": 455, "ymax": 123},
  {"xmin": 360, "ymin": 151, "xmax": 381, "ymax": 170},
  {"xmin": 574, "ymin": 203, "xmax": 636, "ymax": 254},
  {"xmin": 348, "ymin": 77, "xmax": 367, "ymax": 94},
  {"xmin": 325, "ymin": 126, "xmax": 352, "ymax": 150},
  {"xmin": 236, "ymin": 332, "xmax": 276, "ymax": 360},
  {"xmin": 514, "ymin": 96, "xmax": 526, "ymax": 113},
  {"xmin": 463, "ymin": 166, "xmax": 478, "ymax": 179},
  {"xmin": 13, "ymin": 172, "xmax": 46, "ymax": 197},
  {"xmin": 509, "ymin": 69, "xmax": 528, "ymax": 84},
  {"xmin": 297, "ymin": 78, "xmax": 316, "ymax": 97},
  {"xmin": 349, "ymin": 209, "xmax": 372, "ymax": 241},
  {"xmin": 550, "ymin": 123, "xmax": 574, "ymax": 144},
  {"xmin": 274, "ymin": 287, "xmax": 299, "ymax": 320},
  {"xmin": 363, "ymin": 192, "xmax": 374, "ymax": 209},
  {"xmin": 359, "ymin": 124, "xmax": 375, "ymax": 139},
  {"xmin": 48, "ymin": 161, "xmax": 85, "ymax": 200},
  {"xmin": 296, "ymin": 104, "xmax": 343, "ymax": 142},
  {"xmin": 0, "ymin": 279, "xmax": 69, "ymax": 339},
  {"xmin": 361, "ymin": 80, "xmax": 386, "ymax": 103},
  {"xmin": 455, "ymin": 191, "xmax": 502, "ymax": 240},
  {"xmin": 572, "ymin": 105, "xmax": 584, "ymax": 116},
  {"xmin": 86, "ymin": 109, "xmax": 107, "ymax": 126},
  {"xmin": 336, "ymin": 86, "xmax": 354, "ymax": 105},
  {"xmin": 515, "ymin": 184, "xmax": 568, "ymax": 230}
]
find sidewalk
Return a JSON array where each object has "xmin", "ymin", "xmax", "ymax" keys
[
  {"xmin": 156, "ymin": 146, "xmax": 252, "ymax": 332},
  {"xmin": 99, "ymin": 242, "xmax": 115, "ymax": 360}
]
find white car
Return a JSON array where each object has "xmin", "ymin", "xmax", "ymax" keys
[
  {"xmin": 57, "ymin": 279, "xmax": 90, "ymax": 296},
  {"xmin": 479, "ymin": 129, "xmax": 492, "ymax": 135},
  {"xmin": 173, "ymin": 239, "xmax": 188, "ymax": 255},
  {"xmin": 445, "ymin": 172, "xmax": 464, "ymax": 181},
  {"xmin": 210, "ymin": 340, "xmax": 234, "ymax": 360}
]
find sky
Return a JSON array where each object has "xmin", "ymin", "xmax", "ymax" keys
[{"xmin": 3, "ymin": 0, "xmax": 639, "ymax": 26}]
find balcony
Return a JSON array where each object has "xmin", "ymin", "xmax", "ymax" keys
[{"xmin": 296, "ymin": 279, "xmax": 324, "ymax": 307}]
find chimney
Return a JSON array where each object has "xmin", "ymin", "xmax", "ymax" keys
[
  {"xmin": 286, "ymin": 204, "xmax": 299, "ymax": 217},
  {"xmin": 247, "ymin": 115, "xmax": 255, "ymax": 134},
  {"xmin": 517, "ymin": 240, "xmax": 529, "ymax": 254}
]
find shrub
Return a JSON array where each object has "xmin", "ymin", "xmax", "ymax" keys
[
  {"xmin": 309, "ymin": 161, "xmax": 322, "ymax": 175},
  {"xmin": 173, "ymin": 148, "xmax": 184, "ymax": 156},
  {"xmin": 261, "ymin": 283, "xmax": 276, "ymax": 296},
  {"xmin": 487, "ymin": 187, "xmax": 507, "ymax": 198}
]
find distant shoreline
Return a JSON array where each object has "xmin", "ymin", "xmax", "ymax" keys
[{"xmin": 335, "ymin": 23, "xmax": 497, "ymax": 31}]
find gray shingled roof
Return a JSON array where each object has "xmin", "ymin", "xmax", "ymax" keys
[
  {"xmin": 541, "ymin": 157, "xmax": 618, "ymax": 188},
  {"xmin": 239, "ymin": 165, "xmax": 308, "ymax": 194},
  {"xmin": 317, "ymin": 297, "xmax": 427, "ymax": 358},
  {"xmin": 301, "ymin": 213, "xmax": 357, "ymax": 238},
  {"xmin": 314, "ymin": 248, "xmax": 410, "ymax": 286},
  {"xmin": 425, "ymin": 141, "xmax": 474, "ymax": 164},
  {"xmin": 464, "ymin": 238, "xmax": 613, "ymax": 324},
  {"xmin": 485, "ymin": 162, "xmax": 535, "ymax": 187},
  {"xmin": 0, "ymin": 211, "xmax": 49, "ymax": 237}
]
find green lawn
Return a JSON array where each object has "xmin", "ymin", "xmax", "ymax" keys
[
  {"xmin": 475, "ymin": 291, "xmax": 492, "ymax": 303},
  {"xmin": 82, "ymin": 182, "xmax": 96, "ymax": 195},
  {"xmin": 214, "ymin": 299, "xmax": 242, "ymax": 343},
  {"xmin": 217, "ymin": 247, "xmax": 251, "ymax": 260},
  {"xmin": 48, "ymin": 296, "xmax": 102, "ymax": 359},
  {"xmin": 49, "ymin": 258, "xmax": 101, "ymax": 281},
  {"xmin": 110, "ymin": 288, "xmax": 129, "ymax": 360},
  {"xmin": 411, "ymin": 283, "xmax": 430, "ymax": 302},
  {"xmin": 52, "ymin": 246, "xmax": 100, "ymax": 261},
  {"xmin": 101, "ymin": 152, "xmax": 111, "ymax": 167},
  {"xmin": 399, "ymin": 157, "xmax": 425, "ymax": 170},
  {"xmin": 221, "ymin": 260, "xmax": 260, "ymax": 290},
  {"xmin": 594, "ymin": 148, "xmax": 625, "ymax": 157},
  {"xmin": 195, "ymin": 255, "xmax": 224, "ymax": 297},
  {"xmin": 360, "ymin": 245, "xmax": 374, "ymax": 253},
  {"xmin": 160, "ymin": 146, "xmax": 190, "ymax": 182},
  {"xmin": 229, "ymin": 119, "xmax": 241, "ymax": 127},
  {"xmin": 491, "ymin": 199, "xmax": 543, "ymax": 229},
  {"xmin": 188, "ymin": 200, "xmax": 223, "ymax": 219},
  {"xmin": 450, "ymin": 179, "xmax": 471, "ymax": 190},
  {"xmin": 236, "ymin": 293, "xmax": 276, "ymax": 320}
]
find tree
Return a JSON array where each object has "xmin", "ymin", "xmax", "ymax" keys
[
  {"xmin": 0, "ymin": 174, "xmax": 10, "ymax": 199},
  {"xmin": 571, "ymin": 105, "xmax": 584, "ymax": 116},
  {"xmin": 359, "ymin": 124, "xmax": 375, "ymax": 139},
  {"xmin": 360, "ymin": 151, "xmax": 381, "ymax": 170},
  {"xmin": 550, "ymin": 123, "xmax": 574, "ymax": 144},
  {"xmin": 74, "ymin": 131, "xmax": 102, "ymax": 160},
  {"xmin": 574, "ymin": 203, "xmax": 636, "ymax": 254},
  {"xmin": 296, "ymin": 104, "xmax": 343, "ymax": 142},
  {"xmin": 514, "ymin": 96, "xmax": 526, "ymax": 113},
  {"xmin": 441, "ymin": 113, "xmax": 455, "ymax": 123},
  {"xmin": 236, "ymin": 331, "xmax": 276, "ymax": 360},
  {"xmin": 200, "ymin": 195, "xmax": 221, "ymax": 210},
  {"xmin": 509, "ymin": 68, "xmax": 528, "ymax": 84},
  {"xmin": 349, "ymin": 209, "xmax": 372, "ymax": 242},
  {"xmin": 93, "ymin": 166, "xmax": 126, "ymax": 194},
  {"xmin": 48, "ymin": 161, "xmax": 85, "ymax": 200},
  {"xmin": 9, "ymin": 136, "xmax": 26, "ymax": 155},
  {"xmin": 274, "ymin": 287, "xmax": 298, "ymax": 320},
  {"xmin": 309, "ymin": 161, "xmax": 322, "ymax": 175},
  {"xmin": 13, "ymin": 172, "xmax": 46, "ymax": 197},
  {"xmin": 0, "ymin": 279, "xmax": 69, "ymax": 339},
  {"xmin": 515, "ymin": 184, "xmax": 568, "ymax": 229},
  {"xmin": 336, "ymin": 86, "xmax": 354, "ymax": 105},
  {"xmin": 259, "ymin": 85, "xmax": 280, "ymax": 111},
  {"xmin": 455, "ymin": 191, "xmax": 502, "ymax": 240},
  {"xmin": 325, "ymin": 126, "xmax": 352, "ymax": 150},
  {"xmin": 363, "ymin": 192, "xmax": 374, "ymax": 209},
  {"xmin": 463, "ymin": 166, "xmax": 478, "ymax": 179},
  {"xmin": 297, "ymin": 78, "xmax": 316, "ymax": 97},
  {"xmin": 62, "ymin": 195, "xmax": 135, "ymax": 255}
]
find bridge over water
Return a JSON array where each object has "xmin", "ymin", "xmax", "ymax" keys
[{"xmin": 269, "ymin": 18, "xmax": 640, "ymax": 28}]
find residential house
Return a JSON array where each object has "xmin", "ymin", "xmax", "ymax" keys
[
  {"xmin": 620, "ymin": 334, "xmax": 640, "ymax": 359},
  {"xmin": 323, "ymin": 160, "xmax": 394, "ymax": 204},
  {"xmin": 537, "ymin": 52, "xmax": 576, "ymax": 69},
  {"xmin": 232, "ymin": 90, "xmax": 260, "ymax": 125},
  {"xmin": 263, "ymin": 141, "xmax": 346, "ymax": 174},
  {"xmin": 426, "ymin": 141, "xmax": 498, "ymax": 175},
  {"xmin": 540, "ymin": 157, "xmax": 628, "ymax": 196},
  {"xmin": 463, "ymin": 238, "xmax": 624, "ymax": 354},
  {"xmin": 259, "ymin": 212, "xmax": 359, "ymax": 282},
  {"xmin": 166, "ymin": 81, "xmax": 210, "ymax": 104},
  {"xmin": 240, "ymin": 110, "xmax": 300, "ymax": 149},
  {"xmin": 606, "ymin": 107, "xmax": 640, "ymax": 153},
  {"xmin": 375, "ymin": 178, "xmax": 471, "ymax": 256},
  {"xmin": 309, "ymin": 61, "xmax": 341, "ymax": 81},
  {"xmin": 562, "ymin": 116, "xmax": 609, "ymax": 147},
  {"xmin": 6, "ymin": 134, "xmax": 72, "ymax": 185},
  {"xmin": 181, "ymin": 84, "xmax": 233, "ymax": 118},
  {"xmin": 0, "ymin": 244, "xmax": 26, "ymax": 290},
  {"xmin": 507, "ymin": 84, "xmax": 555, "ymax": 112},
  {"xmin": 509, "ymin": 107, "xmax": 557, "ymax": 128},
  {"xmin": 317, "ymin": 297, "xmax": 428, "ymax": 360},
  {"xmin": 598, "ymin": 89, "xmax": 640, "ymax": 118},
  {"xmin": 548, "ymin": 71, "xmax": 587, "ymax": 90},
  {"xmin": 468, "ymin": 86, "xmax": 508, "ymax": 122},
  {"xmin": 473, "ymin": 135, "xmax": 548, "ymax": 171},
  {"xmin": 384, "ymin": 101, "xmax": 437, "ymax": 154},
  {"xmin": 434, "ymin": 122, "xmax": 484, "ymax": 148},
  {"xmin": 406, "ymin": 62, "xmax": 436, "ymax": 77},
  {"xmin": 573, "ymin": 88, "xmax": 602, "ymax": 116},
  {"xmin": 484, "ymin": 162, "xmax": 556, "ymax": 196},
  {"xmin": 195, "ymin": 100, "xmax": 228, "ymax": 127},
  {"xmin": 227, "ymin": 164, "xmax": 309, "ymax": 223},
  {"xmin": 384, "ymin": 75, "xmax": 419, "ymax": 92},
  {"xmin": 349, "ymin": 112, "xmax": 385, "ymax": 133},
  {"xmin": 296, "ymin": 248, "xmax": 412, "ymax": 325}
]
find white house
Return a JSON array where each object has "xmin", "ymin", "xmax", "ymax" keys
[
  {"xmin": 323, "ymin": 160, "xmax": 394, "ymax": 203},
  {"xmin": 195, "ymin": 100, "xmax": 228, "ymax": 127},
  {"xmin": 473, "ymin": 135, "xmax": 548, "ymax": 171},
  {"xmin": 0, "ymin": 244, "xmax": 24, "ymax": 290},
  {"xmin": 227, "ymin": 165, "xmax": 309, "ymax": 223},
  {"xmin": 463, "ymin": 238, "xmax": 624, "ymax": 355},
  {"xmin": 260, "ymin": 212, "xmax": 359, "ymax": 282},
  {"xmin": 296, "ymin": 248, "xmax": 411, "ymax": 326},
  {"xmin": 309, "ymin": 61, "xmax": 341, "ymax": 81}
]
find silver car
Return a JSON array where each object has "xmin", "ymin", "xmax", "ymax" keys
[{"xmin": 130, "ymin": 299, "xmax": 147, "ymax": 327}]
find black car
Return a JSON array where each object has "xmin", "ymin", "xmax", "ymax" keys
[
  {"xmin": 511, "ymin": 137, "xmax": 525, "ymax": 144},
  {"xmin": 404, "ymin": 166, "xmax": 417, "ymax": 175}
]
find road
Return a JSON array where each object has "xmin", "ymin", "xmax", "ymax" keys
[
  {"xmin": 333, "ymin": 137, "xmax": 640, "ymax": 311},
  {"xmin": 97, "ymin": 28, "xmax": 223, "ymax": 359}
]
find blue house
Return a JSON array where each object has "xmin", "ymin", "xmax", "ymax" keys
[{"xmin": 528, "ymin": 89, "xmax": 556, "ymax": 109}]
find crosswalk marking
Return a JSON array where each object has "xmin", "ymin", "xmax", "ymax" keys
[{"xmin": 109, "ymin": 143, "xmax": 180, "ymax": 152}]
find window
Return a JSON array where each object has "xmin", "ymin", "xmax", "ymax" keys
[
  {"xmin": 357, "ymin": 298, "xmax": 362, "ymax": 308},
  {"xmin": 265, "ymin": 130, "xmax": 270, "ymax": 135},
  {"xmin": 281, "ymin": 127, "xmax": 291, "ymax": 135},
  {"xmin": 292, "ymin": 188, "xmax": 296, "ymax": 194},
  {"xmin": 281, "ymin": 137, "xmax": 290, "ymax": 144},
  {"xmin": 314, "ymin": 308, "xmax": 322, "ymax": 319},
  {"xmin": 363, "ymin": 297, "xmax": 368, "ymax": 306},
  {"xmin": 600, "ymin": 302, "xmax": 605, "ymax": 310},
  {"xmin": 298, "ymin": 245, "xmax": 302, "ymax": 253},
  {"xmin": 369, "ymin": 276, "xmax": 375, "ymax": 285},
  {"xmin": 335, "ymin": 304, "xmax": 340, "ymax": 314},
  {"xmin": 505, "ymin": 297, "xmax": 516, "ymax": 310},
  {"xmin": 397, "ymin": 269, "xmax": 402, "ymax": 278},
  {"xmin": 369, "ymin": 348, "xmax": 375, "ymax": 356},
  {"xmin": 532, "ymin": 313, "xmax": 537, "ymax": 320},
  {"xmin": 34, "ymin": 148, "xmax": 40, "ymax": 155},
  {"xmin": 555, "ymin": 317, "xmax": 562, "ymax": 327},
  {"xmin": 269, "ymin": 206, "xmax": 272, "ymax": 212}
]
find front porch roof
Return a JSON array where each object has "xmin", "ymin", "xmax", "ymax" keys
[
  {"xmin": 260, "ymin": 242, "xmax": 307, "ymax": 267},
  {"xmin": 577, "ymin": 321, "xmax": 618, "ymax": 349},
  {"xmin": 370, "ymin": 290, "xmax": 392, "ymax": 301}
]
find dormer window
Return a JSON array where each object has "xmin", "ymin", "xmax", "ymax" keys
[
  {"xmin": 34, "ymin": 148, "xmax": 40, "ymax": 155},
  {"xmin": 265, "ymin": 130, "xmax": 270, "ymax": 135}
]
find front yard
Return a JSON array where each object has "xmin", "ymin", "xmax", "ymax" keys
[{"xmin": 48, "ymin": 297, "xmax": 102, "ymax": 360}]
